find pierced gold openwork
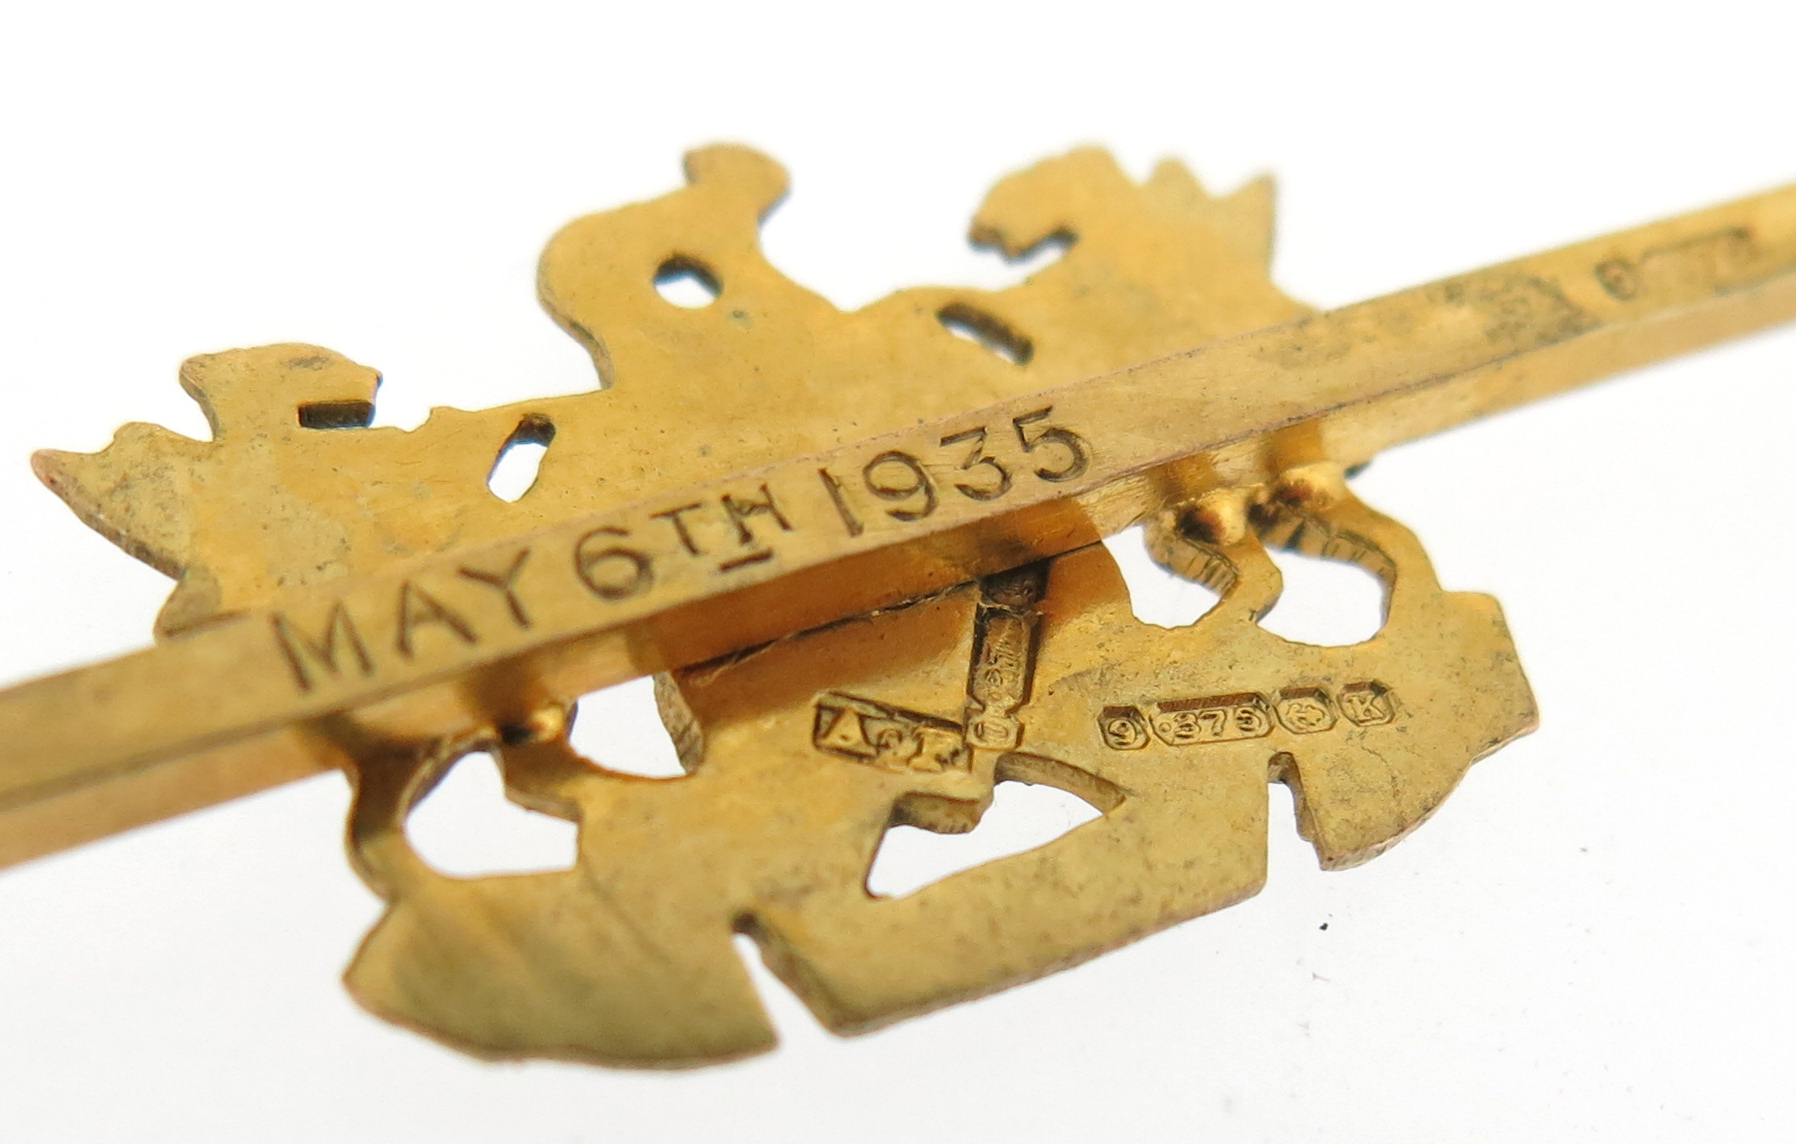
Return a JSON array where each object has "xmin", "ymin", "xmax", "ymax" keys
[{"xmin": 6, "ymin": 147, "xmax": 1795, "ymax": 1066}]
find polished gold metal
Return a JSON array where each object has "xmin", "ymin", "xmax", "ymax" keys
[{"xmin": 2, "ymin": 146, "xmax": 1793, "ymax": 1065}]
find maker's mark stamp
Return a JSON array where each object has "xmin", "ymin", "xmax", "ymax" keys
[{"xmin": 813, "ymin": 693, "xmax": 969, "ymax": 774}]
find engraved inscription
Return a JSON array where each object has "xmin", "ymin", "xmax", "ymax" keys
[
  {"xmin": 819, "ymin": 409, "xmax": 1091, "ymax": 537},
  {"xmin": 650, "ymin": 502, "xmax": 706, "ymax": 555},
  {"xmin": 862, "ymin": 450, "xmax": 938, "ymax": 522},
  {"xmin": 721, "ymin": 484, "xmax": 792, "ymax": 543},
  {"xmin": 940, "ymin": 426, "xmax": 1012, "ymax": 501},
  {"xmin": 717, "ymin": 550, "xmax": 774, "ymax": 572},
  {"xmin": 652, "ymin": 485, "xmax": 791, "ymax": 562},
  {"xmin": 272, "ymin": 603, "xmax": 374, "ymax": 693},
  {"xmin": 715, "ymin": 484, "xmax": 790, "ymax": 573},
  {"xmin": 812, "ymin": 693, "xmax": 969, "ymax": 774},
  {"xmin": 817, "ymin": 467, "xmax": 864, "ymax": 537},
  {"xmin": 270, "ymin": 412, "xmax": 1096, "ymax": 696},
  {"xmin": 457, "ymin": 548, "xmax": 533, "ymax": 629},
  {"xmin": 395, "ymin": 581, "xmax": 477, "ymax": 658},
  {"xmin": 573, "ymin": 526, "xmax": 654, "ymax": 600},
  {"xmin": 1011, "ymin": 406, "xmax": 1090, "ymax": 482}
]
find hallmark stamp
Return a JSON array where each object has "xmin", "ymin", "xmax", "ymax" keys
[
  {"xmin": 1148, "ymin": 693, "xmax": 1273, "ymax": 746},
  {"xmin": 1098, "ymin": 705, "xmax": 1150, "ymax": 750},
  {"xmin": 1099, "ymin": 682, "xmax": 1398, "ymax": 748},
  {"xmin": 1337, "ymin": 681, "xmax": 1396, "ymax": 725},
  {"xmin": 1274, "ymin": 686, "xmax": 1336, "ymax": 734}
]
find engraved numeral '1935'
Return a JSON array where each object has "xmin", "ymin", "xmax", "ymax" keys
[{"xmin": 818, "ymin": 407, "xmax": 1091, "ymax": 536}]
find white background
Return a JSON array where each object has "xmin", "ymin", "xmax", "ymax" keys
[{"xmin": 1, "ymin": 2, "xmax": 1793, "ymax": 1140}]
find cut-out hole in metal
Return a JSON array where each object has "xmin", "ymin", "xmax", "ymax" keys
[
  {"xmin": 296, "ymin": 401, "xmax": 375, "ymax": 430},
  {"xmin": 487, "ymin": 415, "xmax": 555, "ymax": 502},
  {"xmin": 728, "ymin": 930, "xmax": 833, "ymax": 1049},
  {"xmin": 406, "ymin": 750, "xmax": 578, "ymax": 876},
  {"xmin": 654, "ymin": 257, "xmax": 721, "ymax": 308},
  {"xmin": 938, "ymin": 302, "xmax": 1034, "ymax": 365},
  {"xmin": 998, "ymin": 230, "xmax": 1074, "ymax": 276},
  {"xmin": 1104, "ymin": 525, "xmax": 1223, "ymax": 628},
  {"xmin": 567, "ymin": 676, "xmax": 687, "ymax": 778},
  {"xmin": 866, "ymin": 780, "xmax": 1100, "ymax": 898},
  {"xmin": 1258, "ymin": 547, "xmax": 1386, "ymax": 646}
]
